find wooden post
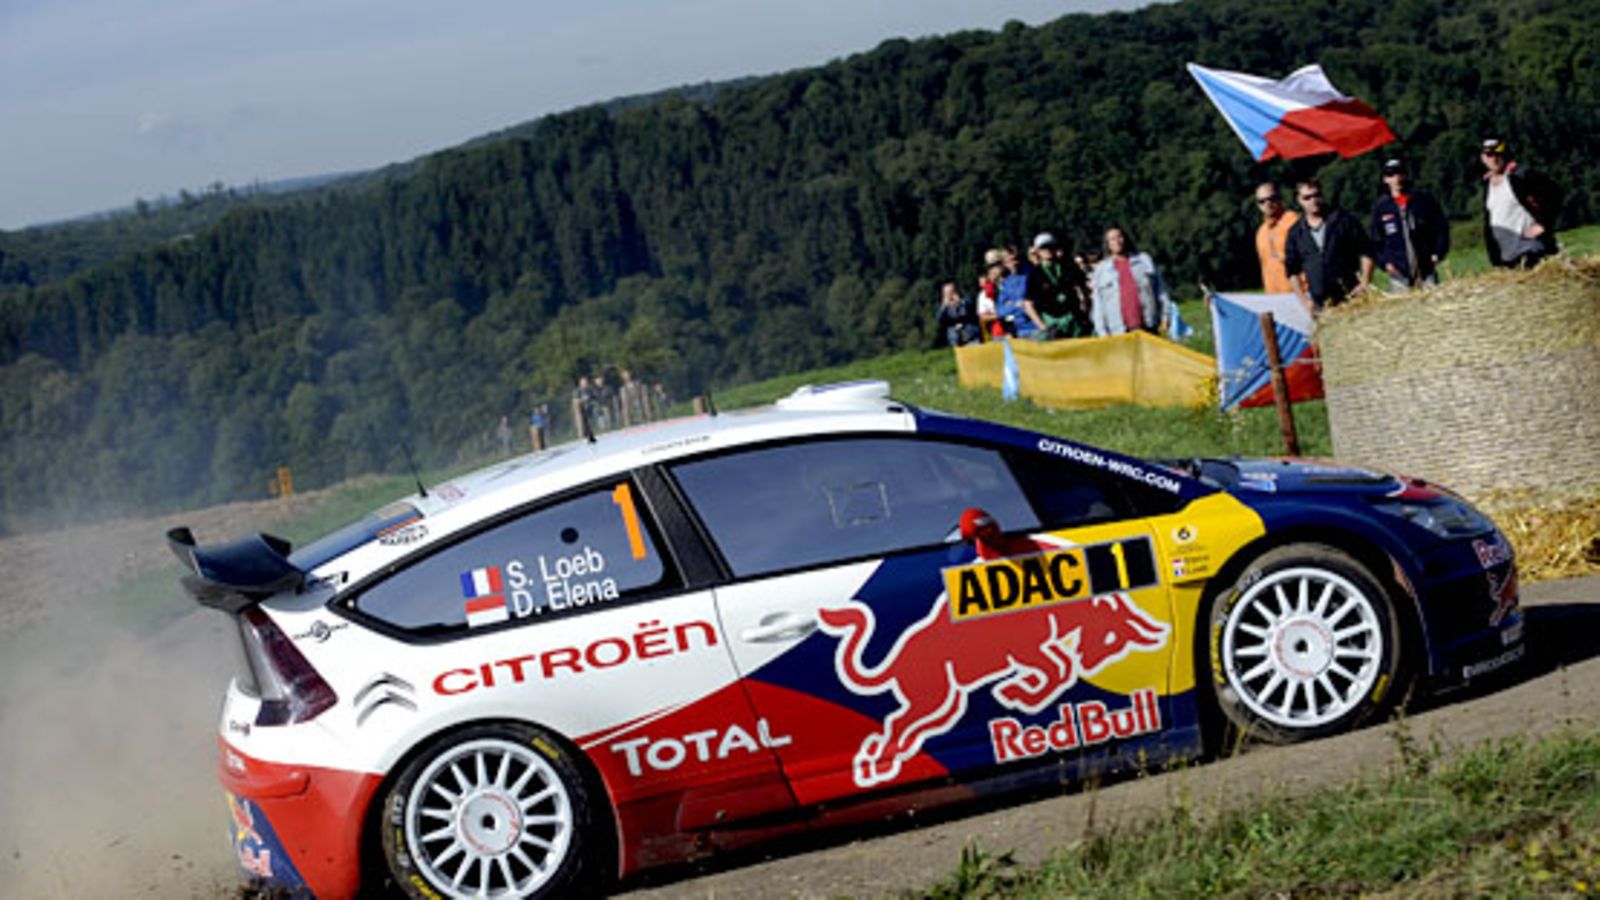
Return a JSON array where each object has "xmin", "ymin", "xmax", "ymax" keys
[
  {"xmin": 1259, "ymin": 313, "xmax": 1302, "ymax": 456},
  {"xmin": 277, "ymin": 465, "xmax": 295, "ymax": 497},
  {"xmin": 693, "ymin": 396, "xmax": 709, "ymax": 416}
]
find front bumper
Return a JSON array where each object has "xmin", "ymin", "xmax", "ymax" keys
[
  {"xmin": 1411, "ymin": 531, "xmax": 1526, "ymax": 685},
  {"xmin": 220, "ymin": 737, "xmax": 383, "ymax": 899}
]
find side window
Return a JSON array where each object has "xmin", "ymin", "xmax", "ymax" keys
[
  {"xmin": 1007, "ymin": 451, "xmax": 1130, "ymax": 528},
  {"xmin": 670, "ymin": 438, "xmax": 1040, "ymax": 578},
  {"xmin": 353, "ymin": 481, "xmax": 673, "ymax": 636}
]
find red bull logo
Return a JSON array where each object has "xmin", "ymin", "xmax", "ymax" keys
[{"xmin": 817, "ymin": 587, "xmax": 1169, "ymax": 787}]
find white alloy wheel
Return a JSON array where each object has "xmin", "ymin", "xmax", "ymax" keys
[
  {"xmin": 402, "ymin": 737, "xmax": 575, "ymax": 898},
  {"xmin": 1219, "ymin": 565, "xmax": 1386, "ymax": 730}
]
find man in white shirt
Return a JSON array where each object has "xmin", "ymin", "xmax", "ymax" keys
[{"xmin": 1480, "ymin": 138, "xmax": 1562, "ymax": 269}]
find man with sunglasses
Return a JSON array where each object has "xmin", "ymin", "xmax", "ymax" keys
[
  {"xmin": 1283, "ymin": 179, "xmax": 1373, "ymax": 311},
  {"xmin": 1480, "ymin": 138, "xmax": 1562, "ymax": 269},
  {"xmin": 1252, "ymin": 182, "xmax": 1299, "ymax": 293}
]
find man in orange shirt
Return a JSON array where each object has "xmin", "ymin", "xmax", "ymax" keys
[{"xmin": 1253, "ymin": 181, "xmax": 1299, "ymax": 293}]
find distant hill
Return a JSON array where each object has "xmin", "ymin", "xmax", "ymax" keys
[
  {"xmin": 0, "ymin": 81, "xmax": 751, "ymax": 290},
  {"xmin": 0, "ymin": 0, "xmax": 1595, "ymax": 533}
]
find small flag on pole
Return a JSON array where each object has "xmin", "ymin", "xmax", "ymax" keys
[
  {"xmin": 1167, "ymin": 302, "xmax": 1194, "ymax": 340},
  {"xmin": 1187, "ymin": 63, "xmax": 1395, "ymax": 161},
  {"xmin": 1000, "ymin": 338, "xmax": 1021, "ymax": 402}
]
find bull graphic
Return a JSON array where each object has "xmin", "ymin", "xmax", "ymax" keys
[{"xmin": 817, "ymin": 583, "xmax": 1169, "ymax": 788}]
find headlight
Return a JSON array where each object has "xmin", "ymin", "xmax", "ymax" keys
[{"xmin": 1372, "ymin": 499, "xmax": 1496, "ymax": 538}]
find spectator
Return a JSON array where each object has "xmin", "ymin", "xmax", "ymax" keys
[
  {"xmin": 592, "ymin": 373, "xmax": 615, "ymax": 431},
  {"xmin": 1284, "ymin": 179, "xmax": 1373, "ymax": 311},
  {"xmin": 1369, "ymin": 158, "xmax": 1450, "ymax": 290},
  {"xmin": 977, "ymin": 249, "xmax": 1004, "ymax": 338},
  {"xmin": 571, "ymin": 376, "xmax": 597, "ymax": 434},
  {"xmin": 618, "ymin": 369, "xmax": 647, "ymax": 426},
  {"xmin": 936, "ymin": 280, "xmax": 982, "ymax": 347},
  {"xmin": 995, "ymin": 245, "xmax": 1037, "ymax": 339},
  {"xmin": 1090, "ymin": 226, "xmax": 1171, "ymax": 336},
  {"xmin": 1480, "ymin": 137, "xmax": 1562, "ymax": 269},
  {"xmin": 496, "ymin": 414, "xmax": 512, "ymax": 455},
  {"xmin": 1253, "ymin": 181, "xmax": 1300, "ymax": 293},
  {"xmin": 1023, "ymin": 232, "xmax": 1091, "ymax": 339}
]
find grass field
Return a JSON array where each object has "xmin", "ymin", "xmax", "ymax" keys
[{"xmin": 922, "ymin": 727, "xmax": 1600, "ymax": 898}]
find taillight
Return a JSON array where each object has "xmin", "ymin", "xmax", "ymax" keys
[{"xmin": 239, "ymin": 608, "xmax": 338, "ymax": 725}]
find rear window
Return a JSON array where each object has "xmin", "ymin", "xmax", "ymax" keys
[
  {"xmin": 350, "ymin": 482, "xmax": 675, "ymax": 636},
  {"xmin": 289, "ymin": 501, "xmax": 423, "ymax": 571}
]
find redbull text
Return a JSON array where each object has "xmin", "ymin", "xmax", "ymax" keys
[{"xmin": 989, "ymin": 688, "xmax": 1162, "ymax": 763}]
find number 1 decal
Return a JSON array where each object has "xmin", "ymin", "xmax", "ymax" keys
[
  {"xmin": 611, "ymin": 483, "xmax": 648, "ymax": 560},
  {"xmin": 1109, "ymin": 539, "xmax": 1130, "ymax": 589}
]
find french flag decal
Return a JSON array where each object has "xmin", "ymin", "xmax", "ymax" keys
[{"xmin": 460, "ymin": 566, "xmax": 509, "ymax": 627}]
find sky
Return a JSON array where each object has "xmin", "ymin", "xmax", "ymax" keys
[{"xmin": 0, "ymin": 0, "xmax": 1148, "ymax": 231}]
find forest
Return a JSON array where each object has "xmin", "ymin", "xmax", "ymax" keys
[{"xmin": 0, "ymin": 0, "xmax": 1595, "ymax": 532}]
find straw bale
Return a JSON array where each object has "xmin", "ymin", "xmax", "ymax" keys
[
  {"xmin": 1471, "ymin": 486, "xmax": 1600, "ymax": 583},
  {"xmin": 1319, "ymin": 258, "xmax": 1600, "ymax": 498}
]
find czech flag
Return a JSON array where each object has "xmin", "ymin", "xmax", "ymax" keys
[
  {"xmin": 460, "ymin": 565, "xmax": 509, "ymax": 627},
  {"xmin": 1209, "ymin": 292, "xmax": 1325, "ymax": 411},
  {"xmin": 1187, "ymin": 63, "xmax": 1395, "ymax": 161}
]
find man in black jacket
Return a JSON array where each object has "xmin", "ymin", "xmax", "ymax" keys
[
  {"xmin": 1370, "ymin": 158, "xmax": 1449, "ymax": 290},
  {"xmin": 1480, "ymin": 138, "xmax": 1562, "ymax": 268},
  {"xmin": 1284, "ymin": 179, "xmax": 1372, "ymax": 311}
]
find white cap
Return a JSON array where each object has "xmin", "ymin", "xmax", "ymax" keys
[{"xmin": 1031, "ymin": 232, "xmax": 1057, "ymax": 251}]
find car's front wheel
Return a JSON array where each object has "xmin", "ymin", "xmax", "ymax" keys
[
  {"xmin": 1208, "ymin": 544, "xmax": 1409, "ymax": 744},
  {"xmin": 381, "ymin": 722, "xmax": 600, "ymax": 899}
]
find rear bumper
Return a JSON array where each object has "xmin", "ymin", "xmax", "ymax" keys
[{"xmin": 220, "ymin": 737, "xmax": 383, "ymax": 899}]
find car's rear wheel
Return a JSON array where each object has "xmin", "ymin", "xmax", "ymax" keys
[
  {"xmin": 381, "ymin": 722, "xmax": 599, "ymax": 899},
  {"xmin": 1208, "ymin": 544, "xmax": 1409, "ymax": 744}
]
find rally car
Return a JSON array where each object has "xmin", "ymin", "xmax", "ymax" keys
[{"xmin": 169, "ymin": 380, "xmax": 1524, "ymax": 898}]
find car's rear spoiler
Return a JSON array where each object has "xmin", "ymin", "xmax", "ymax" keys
[{"xmin": 166, "ymin": 527, "xmax": 304, "ymax": 615}]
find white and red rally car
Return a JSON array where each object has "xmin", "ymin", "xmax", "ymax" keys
[{"xmin": 170, "ymin": 380, "xmax": 1522, "ymax": 898}]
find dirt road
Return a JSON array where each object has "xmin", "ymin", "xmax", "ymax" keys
[
  {"xmin": 0, "ymin": 499, "xmax": 1593, "ymax": 898},
  {"xmin": 0, "ymin": 494, "xmax": 342, "ymax": 898}
]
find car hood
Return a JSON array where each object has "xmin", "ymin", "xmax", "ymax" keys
[{"xmin": 1188, "ymin": 457, "xmax": 1408, "ymax": 498}]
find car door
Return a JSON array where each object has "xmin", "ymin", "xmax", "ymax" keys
[{"xmin": 668, "ymin": 435, "xmax": 1181, "ymax": 807}]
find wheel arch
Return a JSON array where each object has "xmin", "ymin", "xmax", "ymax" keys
[{"xmin": 358, "ymin": 716, "xmax": 622, "ymax": 896}]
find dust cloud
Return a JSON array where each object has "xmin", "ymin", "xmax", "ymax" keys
[{"xmin": 0, "ymin": 494, "xmax": 336, "ymax": 897}]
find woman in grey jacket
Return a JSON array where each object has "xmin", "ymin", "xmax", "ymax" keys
[{"xmin": 1090, "ymin": 226, "xmax": 1171, "ymax": 337}]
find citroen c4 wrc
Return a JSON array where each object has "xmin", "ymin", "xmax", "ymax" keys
[{"xmin": 169, "ymin": 380, "xmax": 1526, "ymax": 898}]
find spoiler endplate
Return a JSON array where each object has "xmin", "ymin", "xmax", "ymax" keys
[{"xmin": 166, "ymin": 527, "xmax": 304, "ymax": 615}]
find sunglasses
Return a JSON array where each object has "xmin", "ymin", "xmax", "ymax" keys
[
  {"xmin": 1298, "ymin": 192, "xmax": 1324, "ymax": 201},
  {"xmin": 1254, "ymin": 196, "xmax": 1279, "ymax": 205}
]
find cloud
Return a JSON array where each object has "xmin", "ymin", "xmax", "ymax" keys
[{"xmin": 131, "ymin": 105, "xmax": 271, "ymax": 156}]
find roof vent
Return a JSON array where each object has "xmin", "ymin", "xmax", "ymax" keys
[{"xmin": 775, "ymin": 380, "xmax": 894, "ymax": 412}]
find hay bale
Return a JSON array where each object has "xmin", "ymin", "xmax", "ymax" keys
[
  {"xmin": 1475, "ymin": 486, "xmax": 1600, "ymax": 582},
  {"xmin": 1319, "ymin": 259, "xmax": 1600, "ymax": 497}
]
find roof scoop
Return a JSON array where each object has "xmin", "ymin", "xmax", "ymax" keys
[{"xmin": 775, "ymin": 380, "xmax": 894, "ymax": 411}]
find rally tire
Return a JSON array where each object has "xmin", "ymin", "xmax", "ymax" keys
[
  {"xmin": 381, "ymin": 722, "xmax": 601, "ymax": 899},
  {"xmin": 1207, "ymin": 544, "xmax": 1409, "ymax": 745}
]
